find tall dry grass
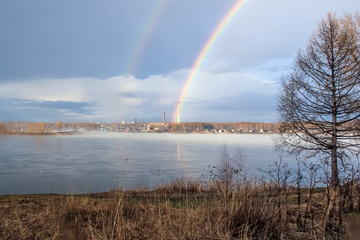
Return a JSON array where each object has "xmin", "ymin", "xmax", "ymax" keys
[{"xmin": 1, "ymin": 178, "xmax": 359, "ymax": 240}]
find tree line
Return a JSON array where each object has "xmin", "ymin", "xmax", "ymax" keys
[{"xmin": 167, "ymin": 122, "xmax": 279, "ymax": 132}]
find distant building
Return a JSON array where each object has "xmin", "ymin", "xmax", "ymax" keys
[{"xmin": 147, "ymin": 122, "xmax": 167, "ymax": 131}]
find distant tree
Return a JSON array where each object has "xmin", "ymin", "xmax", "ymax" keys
[
  {"xmin": 26, "ymin": 123, "xmax": 35, "ymax": 134},
  {"xmin": 38, "ymin": 122, "xmax": 46, "ymax": 134},
  {"xmin": 0, "ymin": 123, "xmax": 9, "ymax": 134},
  {"xmin": 27, "ymin": 122, "xmax": 47, "ymax": 134},
  {"xmin": 55, "ymin": 120, "xmax": 63, "ymax": 133},
  {"xmin": 276, "ymin": 12, "xmax": 360, "ymax": 230}
]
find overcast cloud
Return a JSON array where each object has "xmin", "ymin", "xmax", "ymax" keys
[{"xmin": 1, "ymin": 0, "xmax": 360, "ymax": 122}]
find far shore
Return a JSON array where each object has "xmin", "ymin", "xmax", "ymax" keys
[{"xmin": 0, "ymin": 121, "xmax": 280, "ymax": 135}]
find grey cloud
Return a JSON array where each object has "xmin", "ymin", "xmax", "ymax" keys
[
  {"xmin": 0, "ymin": 99, "xmax": 95, "ymax": 121},
  {"xmin": 117, "ymin": 92, "xmax": 137, "ymax": 98}
]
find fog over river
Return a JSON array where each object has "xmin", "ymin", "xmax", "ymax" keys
[{"xmin": 0, "ymin": 132, "xmax": 295, "ymax": 195}]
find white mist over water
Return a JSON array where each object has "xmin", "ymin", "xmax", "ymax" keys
[{"xmin": 0, "ymin": 132, "xmax": 292, "ymax": 194}]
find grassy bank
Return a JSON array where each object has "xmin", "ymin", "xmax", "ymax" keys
[{"xmin": 1, "ymin": 178, "xmax": 359, "ymax": 240}]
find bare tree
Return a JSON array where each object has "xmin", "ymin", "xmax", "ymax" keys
[
  {"xmin": 209, "ymin": 146, "xmax": 246, "ymax": 230},
  {"xmin": 26, "ymin": 122, "xmax": 47, "ymax": 134},
  {"xmin": 55, "ymin": 120, "xmax": 64, "ymax": 133},
  {"xmin": 276, "ymin": 12, "xmax": 360, "ymax": 230},
  {"xmin": 0, "ymin": 123, "xmax": 9, "ymax": 134},
  {"xmin": 210, "ymin": 146, "xmax": 246, "ymax": 201},
  {"xmin": 302, "ymin": 162, "xmax": 319, "ymax": 229},
  {"xmin": 261, "ymin": 156, "xmax": 294, "ymax": 222}
]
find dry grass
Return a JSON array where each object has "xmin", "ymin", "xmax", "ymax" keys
[{"xmin": 0, "ymin": 181, "xmax": 359, "ymax": 240}]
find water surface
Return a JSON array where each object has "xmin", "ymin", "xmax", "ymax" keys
[{"xmin": 0, "ymin": 132, "xmax": 287, "ymax": 194}]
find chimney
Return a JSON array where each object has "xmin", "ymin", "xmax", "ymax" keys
[{"xmin": 163, "ymin": 110, "xmax": 165, "ymax": 125}]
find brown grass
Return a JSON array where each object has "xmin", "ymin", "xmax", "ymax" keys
[{"xmin": 0, "ymin": 181, "xmax": 359, "ymax": 240}]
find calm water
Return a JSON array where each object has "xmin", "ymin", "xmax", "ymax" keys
[{"xmin": 0, "ymin": 132, "xmax": 293, "ymax": 195}]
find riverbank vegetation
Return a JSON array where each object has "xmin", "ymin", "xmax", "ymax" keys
[{"xmin": 0, "ymin": 181, "xmax": 359, "ymax": 239}]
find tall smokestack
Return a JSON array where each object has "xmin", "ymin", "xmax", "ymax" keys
[
  {"xmin": 163, "ymin": 110, "xmax": 165, "ymax": 125},
  {"xmin": 177, "ymin": 101, "xmax": 181, "ymax": 124}
]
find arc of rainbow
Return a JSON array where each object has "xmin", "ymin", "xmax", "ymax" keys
[
  {"xmin": 124, "ymin": 0, "xmax": 168, "ymax": 75},
  {"xmin": 172, "ymin": 0, "xmax": 248, "ymax": 123}
]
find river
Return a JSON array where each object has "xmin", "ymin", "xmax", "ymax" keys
[{"xmin": 0, "ymin": 132, "xmax": 292, "ymax": 195}]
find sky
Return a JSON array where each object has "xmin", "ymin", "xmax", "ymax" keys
[{"xmin": 1, "ymin": 0, "xmax": 360, "ymax": 123}]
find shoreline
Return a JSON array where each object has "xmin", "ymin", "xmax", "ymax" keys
[{"xmin": 0, "ymin": 130, "xmax": 276, "ymax": 136}]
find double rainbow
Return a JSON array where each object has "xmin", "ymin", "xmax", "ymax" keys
[
  {"xmin": 124, "ymin": 0, "xmax": 168, "ymax": 75},
  {"xmin": 172, "ymin": 0, "xmax": 248, "ymax": 122}
]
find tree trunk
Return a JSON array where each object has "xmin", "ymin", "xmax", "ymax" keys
[
  {"xmin": 323, "ymin": 185, "xmax": 341, "ymax": 232},
  {"xmin": 324, "ymin": 79, "xmax": 341, "ymax": 231}
]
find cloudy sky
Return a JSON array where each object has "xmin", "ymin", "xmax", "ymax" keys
[{"xmin": 1, "ymin": 0, "xmax": 360, "ymax": 123}]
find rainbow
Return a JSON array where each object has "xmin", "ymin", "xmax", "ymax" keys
[
  {"xmin": 125, "ymin": 0, "xmax": 168, "ymax": 75},
  {"xmin": 172, "ymin": 0, "xmax": 248, "ymax": 123}
]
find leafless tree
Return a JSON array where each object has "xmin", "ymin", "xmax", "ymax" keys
[
  {"xmin": 55, "ymin": 120, "xmax": 63, "ymax": 133},
  {"xmin": 276, "ymin": 12, "xmax": 360, "ymax": 230},
  {"xmin": 26, "ymin": 122, "xmax": 47, "ymax": 134},
  {"xmin": 210, "ymin": 146, "xmax": 246, "ymax": 201},
  {"xmin": 0, "ymin": 123, "xmax": 9, "ymax": 134},
  {"xmin": 302, "ymin": 162, "xmax": 320, "ymax": 229},
  {"xmin": 209, "ymin": 146, "xmax": 246, "ymax": 230},
  {"xmin": 261, "ymin": 156, "xmax": 294, "ymax": 222}
]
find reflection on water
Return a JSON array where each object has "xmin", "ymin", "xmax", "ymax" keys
[
  {"xmin": 177, "ymin": 141, "xmax": 181, "ymax": 162},
  {"xmin": 0, "ymin": 132, "xmax": 288, "ymax": 195}
]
